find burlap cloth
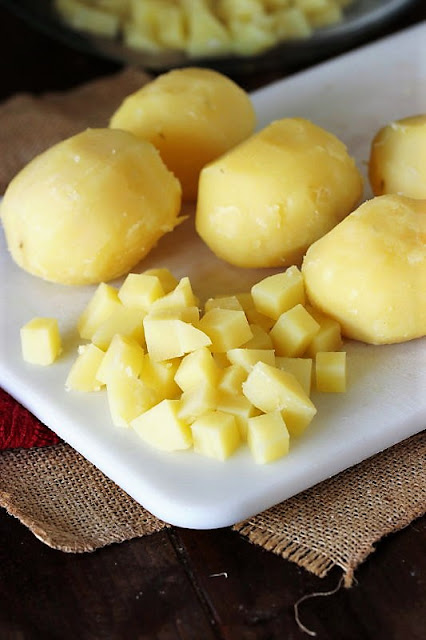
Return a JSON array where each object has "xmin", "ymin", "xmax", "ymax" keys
[{"xmin": 0, "ymin": 69, "xmax": 425, "ymax": 588}]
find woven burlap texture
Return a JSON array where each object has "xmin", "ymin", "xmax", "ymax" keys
[
  {"xmin": 0, "ymin": 443, "xmax": 168, "ymax": 552},
  {"xmin": 1, "ymin": 432, "xmax": 424, "ymax": 585}
]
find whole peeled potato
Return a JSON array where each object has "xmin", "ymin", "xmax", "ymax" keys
[
  {"xmin": 0, "ymin": 128, "xmax": 182, "ymax": 285},
  {"xmin": 301, "ymin": 195, "xmax": 426, "ymax": 345},
  {"xmin": 369, "ymin": 114, "xmax": 426, "ymax": 199},
  {"xmin": 195, "ymin": 117, "xmax": 363, "ymax": 268},
  {"xmin": 109, "ymin": 67, "xmax": 256, "ymax": 201}
]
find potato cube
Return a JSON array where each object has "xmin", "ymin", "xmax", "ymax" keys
[
  {"xmin": 234, "ymin": 292, "xmax": 254, "ymax": 312},
  {"xmin": 315, "ymin": 351, "xmax": 347, "ymax": 392},
  {"xmin": 242, "ymin": 361, "xmax": 317, "ymax": 436},
  {"xmin": 198, "ymin": 308, "xmax": 253, "ymax": 352},
  {"xmin": 139, "ymin": 354, "xmax": 181, "ymax": 399},
  {"xmin": 241, "ymin": 324, "xmax": 273, "ymax": 349},
  {"xmin": 143, "ymin": 316, "xmax": 211, "ymax": 361},
  {"xmin": 142, "ymin": 268, "xmax": 178, "ymax": 294},
  {"xmin": 118, "ymin": 272, "xmax": 165, "ymax": 311},
  {"xmin": 148, "ymin": 276, "xmax": 199, "ymax": 312},
  {"xmin": 91, "ymin": 306, "xmax": 146, "ymax": 350},
  {"xmin": 245, "ymin": 307, "xmax": 275, "ymax": 332},
  {"xmin": 174, "ymin": 346, "xmax": 221, "ymax": 392},
  {"xmin": 269, "ymin": 304, "xmax": 320, "ymax": 357},
  {"xmin": 96, "ymin": 334, "xmax": 145, "ymax": 385},
  {"xmin": 65, "ymin": 344, "xmax": 105, "ymax": 392},
  {"xmin": 131, "ymin": 399, "xmax": 192, "ymax": 451},
  {"xmin": 191, "ymin": 410, "xmax": 241, "ymax": 461},
  {"xmin": 275, "ymin": 356, "xmax": 313, "ymax": 396},
  {"xmin": 107, "ymin": 375, "xmax": 159, "ymax": 428},
  {"xmin": 216, "ymin": 392, "xmax": 259, "ymax": 440},
  {"xmin": 77, "ymin": 283, "xmax": 121, "ymax": 340},
  {"xmin": 226, "ymin": 348, "xmax": 275, "ymax": 372},
  {"xmin": 251, "ymin": 266, "xmax": 305, "ymax": 320},
  {"xmin": 247, "ymin": 411, "xmax": 290, "ymax": 464},
  {"xmin": 304, "ymin": 307, "xmax": 343, "ymax": 357},
  {"xmin": 218, "ymin": 364, "xmax": 248, "ymax": 395},
  {"xmin": 178, "ymin": 382, "xmax": 218, "ymax": 424},
  {"xmin": 20, "ymin": 317, "xmax": 62, "ymax": 366},
  {"xmin": 204, "ymin": 295, "xmax": 244, "ymax": 312},
  {"xmin": 147, "ymin": 306, "xmax": 200, "ymax": 325}
]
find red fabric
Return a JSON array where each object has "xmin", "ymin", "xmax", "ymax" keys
[{"xmin": 0, "ymin": 387, "xmax": 61, "ymax": 450}]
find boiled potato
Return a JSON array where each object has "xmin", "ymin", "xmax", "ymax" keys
[
  {"xmin": 0, "ymin": 128, "xmax": 182, "ymax": 285},
  {"xmin": 109, "ymin": 67, "xmax": 256, "ymax": 201},
  {"xmin": 369, "ymin": 114, "xmax": 426, "ymax": 199},
  {"xmin": 196, "ymin": 117, "xmax": 363, "ymax": 268},
  {"xmin": 302, "ymin": 195, "xmax": 426, "ymax": 344}
]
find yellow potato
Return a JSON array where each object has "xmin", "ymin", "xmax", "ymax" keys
[
  {"xmin": 109, "ymin": 67, "xmax": 256, "ymax": 201},
  {"xmin": 195, "ymin": 117, "xmax": 363, "ymax": 268},
  {"xmin": 369, "ymin": 114, "xmax": 426, "ymax": 199},
  {"xmin": 301, "ymin": 195, "xmax": 426, "ymax": 344},
  {"xmin": 1, "ymin": 128, "xmax": 182, "ymax": 285}
]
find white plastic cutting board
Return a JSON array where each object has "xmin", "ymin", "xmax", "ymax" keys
[{"xmin": 1, "ymin": 24, "xmax": 425, "ymax": 529}]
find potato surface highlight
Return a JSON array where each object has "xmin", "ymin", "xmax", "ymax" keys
[
  {"xmin": 1, "ymin": 128, "xmax": 182, "ymax": 285},
  {"xmin": 301, "ymin": 195, "xmax": 426, "ymax": 345},
  {"xmin": 195, "ymin": 117, "xmax": 363, "ymax": 268},
  {"xmin": 109, "ymin": 67, "xmax": 256, "ymax": 201},
  {"xmin": 369, "ymin": 114, "xmax": 426, "ymax": 199}
]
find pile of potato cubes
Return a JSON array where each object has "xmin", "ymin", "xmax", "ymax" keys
[{"xmin": 20, "ymin": 265, "xmax": 346, "ymax": 464}]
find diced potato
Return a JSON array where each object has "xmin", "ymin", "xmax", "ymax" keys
[
  {"xmin": 302, "ymin": 195, "xmax": 426, "ymax": 344},
  {"xmin": 132, "ymin": 399, "xmax": 192, "ymax": 451},
  {"xmin": 315, "ymin": 351, "xmax": 347, "ymax": 393},
  {"xmin": 174, "ymin": 346, "xmax": 221, "ymax": 392},
  {"xmin": 20, "ymin": 317, "xmax": 62, "ymax": 366},
  {"xmin": 247, "ymin": 411, "xmax": 290, "ymax": 464},
  {"xmin": 77, "ymin": 283, "xmax": 121, "ymax": 340},
  {"xmin": 204, "ymin": 295, "xmax": 244, "ymax": 312},
  {"xmin": 139, "ymin": 354, "xmax": 181, "ymax": 399},
  {"xmin": 65, "ymin": 344, "xmax": 105, "ymax": 392},
  {"xmin": 149, "ymin": 277, "xmax": 199, "ymax": 312},
  {"xmin": 244, "ymin": 307, "xmax": 275, "ymax": 332},
  {"xmin": 218, "ymin": 364, "xmax": 248, "ymax": 395},
  {"xmin": 196, "ymin": 118, "xmax": 362, "ymax": 268},
  {"xmin": 304, "ymin": 307, "xmax": 343, "ymax": 357},
  {"xmin": 275, "ymin": 356, "xmax": 312, "ymax": 396},
  {"xmin": 143, "ymin": 316, "xmax": 211, "ymax": 361},
  {"xmin": 110, "ymin": 67, "xmax": 256, "ymax": 200},
  {"xmin": 146, "ymin": 306, "xmax": 200, "ymax": 325},
  {"xmin": 56, "ymin": 0, "xmax": 120, "ymax": 36},
  {"xmin": 226, "ymin": 348, "xmax": 275, "ymax": 372},
  {"xmin": 183, "ymin": 0, "xmax": 232, "ymax": 57},
  {"xmin": 269, "ymin": 304, "xmax": 320, "ymax": 357},
  {"xmin": 242, "ymin": 361, "xmax": 317, "ymax": 436},
  {"xmin": 216, "ymin": 392, "xmax": 259, "ymax": 440},
  {"xmin": 198, "ymin": 308, "xmax": 253, "ymax": 352},
  {"xmin": 369, "ymin": 114, "xmax": 426, "ymax": 199},
  {"xmin": 191, "ymin": 410, "xmax": 241, "ymax": 460},
  {"xmin": 241, "ymin": 324, "xmax": 273, "ymax": 349},
  {"xmin": 251, "ymin": 266, "xmax": 305, "ymax": 320},
  {"xmin": 107, "ymin": 374, "xmax": 159, "ymax": 427},
  {"xmin": 142, "ymin": 268, "xmax": 178, "ymax": 294},
  {"xmin": 91, "ymin": 306, "xmax": 146, "ymax": 350},
  {"xmin": 118, "ymin": 273, "xmax": 165, "ymax": 311},
  {"xmin": 96, "ymin": 334, "xmax": 145, "ymax": 384},
  {"xmin": 178, "ymin": 382, "xmax": 217, "ymax": 423},
  {"xmin": 1, "ymin": 128, "xmax": 182, "ymax": 284}
]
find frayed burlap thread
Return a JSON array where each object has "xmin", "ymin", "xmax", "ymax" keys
[
  {"xmin": 234, "ymin": 431, "xmax": 426, "ymax": 587},
  {"xmin": 0, "ymin": 443, "xmax": 168, "ymax": 552}
]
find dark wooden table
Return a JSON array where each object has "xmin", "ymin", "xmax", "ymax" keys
[{"xmin": 0, "ymin": 5, "xmax": 425, "ymax": 639}]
